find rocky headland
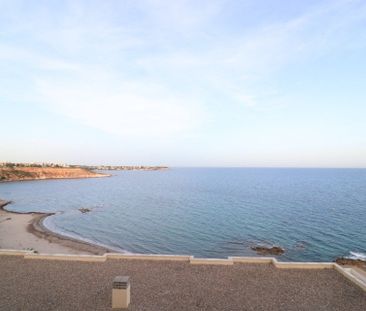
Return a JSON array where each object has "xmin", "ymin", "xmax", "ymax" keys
[{"xmin": 0, "ymin": 166, "xmax": 108, "ymax": 182}]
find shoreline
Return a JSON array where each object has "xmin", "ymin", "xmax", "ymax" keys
[
  {"xmin": 0, "ymin": 174, "xmax": 110, "ymax": 183},
  {"xmin": 0, "ymin": 201, "xmax": 115, "ymax": 255},
  {"xmin": 0, "ymin": 166, "xmax": 111, "ymax": 183},
  {"xmin": 1, "ymin": 200, "xmax": 365, "ymax": 266}
]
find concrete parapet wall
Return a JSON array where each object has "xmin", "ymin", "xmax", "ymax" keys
[
  {"xmin": 190, "ymin": 257, "xmax": 234, "ymax": 265},
  {"xmin": 229, "ymin": 256, "xmax": 273, "ymax": 264},
  {"xmin": 107, "ymin": 253, "xmax": 191, "ymax": 261},
  {"xmin": 0, "ymin": 250, "xmax": 365, "ymax": 291},
  {"xmin": 0, "ymin": 249, "xmax": 32, "ymax": 256},
  {"xmin": 273, "ymin": 259, "xmax": 334, "ymax": 269},
  {"xmin": 334, "ymin": 264, "xmax": 366, "ymax": 291},
  {"xmin": 24, "ymin": 253, "xmax": 107, "ymax": 262}
]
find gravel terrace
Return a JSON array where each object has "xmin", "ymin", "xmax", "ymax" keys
[{"xmin": 0, "ymin": 255, "xmax": 365, "ymax": 311}]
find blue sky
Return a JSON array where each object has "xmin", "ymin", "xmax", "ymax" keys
[{"xmin": 1, "ymin": 0, "xmax": 366, "ymax": 167}]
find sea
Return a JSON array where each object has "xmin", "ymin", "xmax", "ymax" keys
[{"xmin": 1, "ymin": 168, "xmax": 365, "ymax": 262}]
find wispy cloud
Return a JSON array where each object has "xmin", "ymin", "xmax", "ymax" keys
[
  {"xmin": 1, "ymin": 0, "xmax": 366, "ymax": 165},
  {"xmin": 34, "ymin": 73, "xmax": 204, "ymax": 139}
]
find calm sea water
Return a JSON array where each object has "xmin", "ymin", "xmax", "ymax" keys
[{"xmin": 1, "ymin": 168, "xmax": 365, "ymax": 261}]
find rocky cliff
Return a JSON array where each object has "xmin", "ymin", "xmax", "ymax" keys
[{"xmin": 0, "ymin": 167, "xmax": 108, "ymax": 182}]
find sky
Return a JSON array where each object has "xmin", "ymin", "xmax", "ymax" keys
[{"xmin": 1, "ymin": 0, "xmax": 366, "ymax": 167}]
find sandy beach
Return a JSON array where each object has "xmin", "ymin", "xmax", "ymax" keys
[{"xmin": 0, "ymin": 201, "xmax": 111, "ymax": 255}]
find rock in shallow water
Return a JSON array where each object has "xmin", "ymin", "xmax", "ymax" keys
[
  {"xmin": 251, "ymin": 245, "xmax": 285, "ymax": 255},
  {"xmin": 335, "ymin": 257, "xmax": 366, "ymax": 268},
  {"xmin": 0, "ymin": 200, "xmax": 11, "ymax": 209}
]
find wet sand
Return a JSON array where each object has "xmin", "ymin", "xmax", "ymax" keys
[{"xmin": 0, "ymin": 201, "xmax": 111, "ymax": 255}]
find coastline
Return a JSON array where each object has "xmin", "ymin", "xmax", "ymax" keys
[
  {"xmin": 0, "ymin": 164, "xmax": 168, "ymax": 183},
  {"xmin": 0, "ymin": 166, "xmax": 111, "ymax": 183},
  {"xmin": 0, "ymin": 173, "xmax": 110, "ymax": 183},
  {"xmin": 0, "ymin": 201, "xmax": 114, "ymax": 255},
  {"xmin": 1, "ymin": 199, "xmax": 365, "ymax": 265}
]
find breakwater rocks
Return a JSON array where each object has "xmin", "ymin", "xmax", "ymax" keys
[{"xmin": 335, "ymin": 257, "xmax": 366, "ymax": 268}]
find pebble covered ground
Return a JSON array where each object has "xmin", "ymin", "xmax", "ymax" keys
[{"xmin": 0, "ymin": 256, "xmax": 365, "ymax": 311}]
